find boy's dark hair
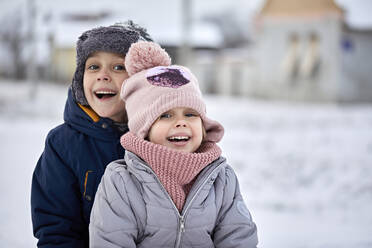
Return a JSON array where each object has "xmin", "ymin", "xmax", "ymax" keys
[{"xmin": 71, "ymin": 20, "xmax": 153, "ymax": 106}]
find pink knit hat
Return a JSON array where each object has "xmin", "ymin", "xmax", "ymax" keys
[{"xmin": 121, "ymin": 41, "xmax": 224, "ymax": 143}]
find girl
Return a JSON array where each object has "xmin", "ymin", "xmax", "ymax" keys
[
  {"xmin": 31, "ymin": 21, "xmax": 152, "ymax": 247},
  {"xmin": 89, "ymin": 41, "xmax": 258, "ymax": 247}
]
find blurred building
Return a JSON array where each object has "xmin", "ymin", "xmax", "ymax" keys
[
  {"xmin": 0, "ymin": 1, "xmax": 223, "ymax": 84},
  {"xmin": 48, "ymin": 10, "xmax": 223, "ymax": 84},
  {"xmin": 49, "ymin": 11, "xmax": 118, "ymax": 82},
  {"xmin": 341, "ymin": 26, "xmax": 372, "ymax": 102},
  {"xmin": 189, "ymin": 0, "xmax": 372, "ymax": 102},
  {"xmin": 222, "ymin": 0, "xmax": 372, "ymax": 102},
  {"xmin": 254, "ymin": 0, "xmax": 344, "ymax": 101},
  {"xmin": 1, "ymin": 0, "xmax": 371, "ymax": 102}
]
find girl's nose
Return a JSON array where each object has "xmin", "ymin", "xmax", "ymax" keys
[{"xmin": 175, "ymin": 119, "xmax": 187, "ymax": 128}]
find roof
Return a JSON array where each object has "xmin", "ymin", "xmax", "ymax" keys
[{"xmin": 259, "ymin": 0, "xmax": 344, "ymax": 17}]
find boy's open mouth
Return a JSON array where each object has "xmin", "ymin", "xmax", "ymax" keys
[
  {"xmin": 94, "ymin": 91, "xmax": 117, "ymax": 99},
  {"xmin": 167, "ymin": 136, "xmax": 190, "ymax": 142}
]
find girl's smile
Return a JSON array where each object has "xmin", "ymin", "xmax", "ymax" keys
[
  {"xmin": 148, "ymin": 107, "xmax": 203, "ymax": 153},
  {"xmin": 166, "ymin": 132, "xmax": 192, "ymax": 146}
]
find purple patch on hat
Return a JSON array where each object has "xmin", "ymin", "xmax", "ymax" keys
[{"xmin": 146, "ymin": 66, "xmax": 190, "ymax": 88}]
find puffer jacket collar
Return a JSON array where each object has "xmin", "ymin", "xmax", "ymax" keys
[
  {"xmin": 124, "ymin": 150, "xmax": 226, "ymax": 214},
  {"xmin": 63, "ymin": 87, "xmax": 127, "ymax": 141},
  {"xmin": 121, "ymin": 132, "xmax": 222, "ymax": 211}
]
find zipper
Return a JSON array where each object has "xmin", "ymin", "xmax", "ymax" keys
[
  {"xmin": 181, "ymin": 162, "xmax": 224, "ymax": 216},
  {"xmin": 175, "ymin": 160, "xmax": 225, "ymax": 248},
  {"xmin": 148, "ymin": 171, "xmax": 186, "ymax": 248},
  {"xmin": 175, "ymin": 215, "xmax": 185, "ymax": 248},
  {"xmin": 138, "ymin": 166, "xmax": 185, "ymax": 247},
  {"xmin": 131, "ymin": 157, "xmax": 225, "ymax": 248},
  {"xmin": 180, "ymin": 216, "xmax": 185, "ymax": 233}
]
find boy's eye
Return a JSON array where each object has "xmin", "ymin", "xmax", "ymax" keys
[
  {"xmin": 113, "ymin": 64, "xmax": 125, "ymax": 71},
  {"xmin": 87, "ymin": 64, "xmax": 99, "ymax": 70},
  {"xmin": 160, "ymin": 113, "xmax": 171, "ymax": 119}
]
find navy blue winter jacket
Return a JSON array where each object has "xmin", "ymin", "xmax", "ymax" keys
[{"xmin": 31, "ymin": 88, "xmax": 126, "ymax": 248}]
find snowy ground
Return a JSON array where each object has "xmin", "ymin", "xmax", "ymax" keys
[{"xmin": 0, "ymin": 80, "xmax": 371, "ymax": 248}]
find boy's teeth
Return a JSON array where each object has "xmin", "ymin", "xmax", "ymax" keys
[
  {"xmin": 95, "ymin": 91, "xmax": 117, "ymax": 99},
  {"xmin": 95, "ymin": 91, "xmax": 115, "ymax": 94}
]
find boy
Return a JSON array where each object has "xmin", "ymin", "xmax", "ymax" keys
[{"xmin": 31, "ymin": 21, "xmax": 152, "ymax": 247}]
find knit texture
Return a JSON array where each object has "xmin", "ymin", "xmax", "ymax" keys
[
  {"xmin": 71, "ymin": 21, "xmax": 153, "ymax": 105},
  {"xmin": 121, "ymin": 41, "xmax": 224, "ymax": 143},
  {"xmin": 121, "ymin": 132, "xmax": 222, "ymax": 212},
  {"xmin": 125, "ymin": 41, "xmax": 171, "ymax": 76}
]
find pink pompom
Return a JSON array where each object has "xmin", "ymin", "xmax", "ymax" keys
[{"xmin": 125, "ymin": 41, "xmax": 171, "ymax": 76}]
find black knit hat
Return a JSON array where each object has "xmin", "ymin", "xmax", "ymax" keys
[{"xmin": 71, "ymin": 20, "xmax": 153, "ymax": 105}]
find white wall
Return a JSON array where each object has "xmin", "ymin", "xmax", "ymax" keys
[
  {"xmin": 341, "ymin": 29, "xmax": 372, "ymax": 102},
  {"xmin": 255, "ymin": 15, "xmax": 343, "ymax": 101}
]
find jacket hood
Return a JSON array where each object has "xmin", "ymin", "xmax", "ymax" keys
[{"xmin": 64, "ymin": 87, "xmax": 127, "ymax": 141}]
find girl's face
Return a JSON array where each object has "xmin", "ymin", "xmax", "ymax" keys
[
  {"xmin": 148, "ymin": 107, "xmax": 203, "ymax": 153},
  {"xmin": 83, "ymin": 51, "xmax": 129, "ymax": 122}
]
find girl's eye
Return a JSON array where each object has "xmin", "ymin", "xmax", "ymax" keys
[
  {"xmin": 185, "ymin": 112, "xmax": 198, "ymax": 117},
  {"xmin": 160, "ymin": 113, "xmax": 171, "ymax": 119},
  {"xmin": 113, "ymin": 64, "xmax": 125, "ymax": 71},
  {"xmin": 87, "ymin": 64, "xmax": 99, "ymax": 70}
]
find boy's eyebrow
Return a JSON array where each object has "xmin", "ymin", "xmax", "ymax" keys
[
  {"xmin": 87, "ymin": 52, "xmax": 100, "ymax": 59},
  {"xmin": 87, "ymin": 52, "xmax": 125, "ymax": 60},
  {"xmin": 85, "ymin": 56, "xmax": 99, "ymax": 62},
  {"xmin": 110, "ymin": 54, "xmax": 125, "ymax": 60}
]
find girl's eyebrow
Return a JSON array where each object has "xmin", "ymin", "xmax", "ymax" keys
[
  {"xmin": 185, "ymin": 108, "xmax": 197, "ymax": 113},
  {"xmin": 160, "ymin": 110, "xmax": 171, "ymax": 115}
]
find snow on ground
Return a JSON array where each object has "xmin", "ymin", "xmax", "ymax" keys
[{"xmin": 0, "ymin": 80, "xmax": 371, "ymax": 248}]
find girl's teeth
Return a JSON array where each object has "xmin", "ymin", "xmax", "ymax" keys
[{"xmin": 169, "ymin": 136, "xmax": 189, "ymax": 141}]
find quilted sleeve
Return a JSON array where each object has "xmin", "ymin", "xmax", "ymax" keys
[
  {"xmin": 213, "ymin": 166, "xmax": 258, "ymax": 248},
  {"xmin": 89, "ymin": 162, "xmax": 138, "ymax": 248}
]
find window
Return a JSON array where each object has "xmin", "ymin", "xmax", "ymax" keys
[
  {"xmin": 280, "ymin": 33, "xmax": 300, "ymax": 83},
  {"xmin": 300, "ymin": 33, "xmax": 321, "ymax": 79}
]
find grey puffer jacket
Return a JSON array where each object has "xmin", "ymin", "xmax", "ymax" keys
[{"xmin": 89, "ymin": 151, "xmax": 258, "ymax": 248}]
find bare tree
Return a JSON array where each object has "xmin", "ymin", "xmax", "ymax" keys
[{"xmin": 0, "ymin": 8, "xmax": 27, "ymax": 79}]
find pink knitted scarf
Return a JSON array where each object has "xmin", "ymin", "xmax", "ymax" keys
[{"xmin": 120, "ymin": 132, "xmax": 222, "ymax": 212}]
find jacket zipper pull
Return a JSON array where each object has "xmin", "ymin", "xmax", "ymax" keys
[{"xmin": 180, "ymin": 216, "xmax": 185, "ymax": 233}]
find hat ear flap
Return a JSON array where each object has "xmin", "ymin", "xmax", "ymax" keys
[{"xmin": 125, "ymin": 41, "xmax": 171, "ymax": 76}]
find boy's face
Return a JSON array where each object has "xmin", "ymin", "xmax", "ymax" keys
[
  {"xmin": 83, "ymin": 51, "xmax": 129, "ymax": 122},
  {"xmin": 148, "ymin": 107, "xmax": 203, "ymax": 153}
]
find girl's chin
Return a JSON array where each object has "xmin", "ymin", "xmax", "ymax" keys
[{"xmin": 167, "ymin": 143, "xmax": 194, "ymax": 153}]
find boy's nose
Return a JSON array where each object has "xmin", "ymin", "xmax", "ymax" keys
[{"xmin": 97, "ymin": 71, "xmax": 111, "ymax": 82}]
